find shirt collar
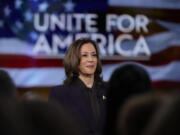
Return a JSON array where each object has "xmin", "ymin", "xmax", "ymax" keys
[{"xmin": 71, "ymin": 77, "xmax": 96, "ymax": 90}]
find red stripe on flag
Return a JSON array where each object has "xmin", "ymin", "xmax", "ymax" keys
[
  {"xmin": 152, "ymin": 81, "xmax": 180, "ymax": 88},
  {"xmin": 0, "ymin": 54, "xmax": 64, "ymax": 68},
  {"xmin": 1, "ymin": 45, "xmax": 180, "ymax": 68}
]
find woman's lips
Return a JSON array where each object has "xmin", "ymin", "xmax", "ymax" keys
[{"xmin": 86, "ymin": 65, "xmax": 94, "ymax": 68}]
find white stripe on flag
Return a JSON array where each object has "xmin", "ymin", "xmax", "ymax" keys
[
  {"xmin": 102, "ymin": 61, "xmax": 180, "ymax": 82},
  {"xmin": 0, "ymin": 67, "xmax": 65, "ymax": 87},
  {"xmin": 0, "ymin": 38, "xmax": 34, "ymax": 56},
  {"xmin": 1, "ymin": 61, "xmax": 180, "ymax": 87}
]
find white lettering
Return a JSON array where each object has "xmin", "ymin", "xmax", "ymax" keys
[
  {"xmin": 135, "ymin": 15, "xmax": 149, "ymax": 33},
  {"xmin": 73, "ymin": 14, "xmax": 85, "ymax": 31},
  {"xmin": 34, "ymin": 13, "xmax": 49, "ymax": 32},
  {"xmin": 115, "ymin": 34, "xmax": 133, "ymax": 56},
  {"xmin": 33, "ymin": 34, "xmax": 51, "ymax": 54},
  {"xmin": 133, "ymin": 36, "xmax": 150, "ymax": 56},
  {"xmin": 52, "ymin": 35, "xmax": 73, "ymax": 54},
  {"xmin": 117, "ymin": 14, "xmax": 135, "ymax": 33},
  {"xmin": 106, "ymin": 14, "xmax": 117, "ymax": 32},
  {"xmin": 50, "ymin": 14, "xmax": 65, "ymax": 31},
  {"xmin": 91, "ymin": 33, "xmax": 107, "ymax": 56},
  {"xmin": 85, "ymin": 14, "xmax": 98, "ymax": 32}
]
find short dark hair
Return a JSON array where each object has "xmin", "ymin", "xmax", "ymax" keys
[
  {"xmin": 108, "ymin": 63, "xmax": 152, "ymax": 97},
  {"xmin": 63, "ymin": 38, "xmax": 103, "ymax": 86},
  {"xmin": 104, "ymin": 63, "xmax": 152, "ymax": 135}
]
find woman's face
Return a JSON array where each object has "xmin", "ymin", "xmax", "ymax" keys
[{"xmin": 78, "ymin": 43, "xmax": 98, "ymax": 77}]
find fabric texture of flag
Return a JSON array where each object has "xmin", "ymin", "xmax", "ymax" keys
[{"xmin": 0, "ymin": 0, "xmax": 180, "ymax": 88}]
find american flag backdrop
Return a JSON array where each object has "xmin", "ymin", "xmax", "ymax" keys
[{"xmin": 0, "ymin": 0, "xmax": 180, "ymax": 89}]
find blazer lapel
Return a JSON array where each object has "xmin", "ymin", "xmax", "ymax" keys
[
  {"xmin": 67, "ymin": 86, "xmax": 96, "ymax": 129},
  {"xmin": 97, "ymin": 88, "xmax": 107, "ymax": 127}
]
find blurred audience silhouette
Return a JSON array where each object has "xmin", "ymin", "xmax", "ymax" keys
[
  {"xmin": 1, "ymin": 64, "xmax": 180, "ymax": 135},
  {"xmin": 117, "ymin": 93, "xmax": 162, "ymax": 135},
  {"xmin": 143, "ymin": 93, "xmax": 180, "ymax": 135},
  {"xmin": 103, "ymin": 63, "xmax": 153, "ymax": 135},
  {"xmin": 0, "ymin": 69, "xmax": 17, "ymax": 99},
  {"xmin": 21, "ymin": 91, "xmax": 43, "ymax": 101},
  {"xmin": 0, "ymin": 98, "xmax": 31, "ymax": 135},
  {"xmin": 0, "ymin": 69, "xmax": 82, "ymax": 135},
  {"xmin": 20, "ymin": 99, "xmax": 82, "ymax": 135}
]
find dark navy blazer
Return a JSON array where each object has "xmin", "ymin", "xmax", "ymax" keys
[{"xmin": 49, "ymin": 84, "xmax": 106, "ymax": 135}]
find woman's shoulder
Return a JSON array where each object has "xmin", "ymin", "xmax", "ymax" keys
[
  {"xmin": 103, "ymin": 81, "xmax": 108, "ymax": 87},
  {"xmin": 98, "ymin": 81, "xmax": 108, "ymax": 89},
  {"xmin": 51, "ymin": 84, "xmax": 71, "ymax": 91},
  {"xmin": 50, "ymin": 84, "xmax": 72, "ymax": 98},
  {"xmin": 51, "ymin": 84, "xmax": 80, "ymax": 92}
]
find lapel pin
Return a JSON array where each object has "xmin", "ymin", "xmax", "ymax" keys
[{"xmin": 103, "ymin": 95, "xmax": 107, "ymax": 100}]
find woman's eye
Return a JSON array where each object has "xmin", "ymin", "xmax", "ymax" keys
[
  {"xmin": 92, "ymin": 54, "xmax": 97, "ymax": 57},
  {"xmin": 82, "ymin": 54, "xmax": 87, "ymax": 57}
]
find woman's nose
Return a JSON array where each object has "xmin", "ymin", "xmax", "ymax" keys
[{"xmin": 88, "ymin": 55, "xmax": 93, "ymax": 61}]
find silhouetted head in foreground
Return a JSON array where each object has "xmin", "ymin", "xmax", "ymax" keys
[
  {"xmin": 117, "ymin": 93, "xmax": 162, "ymax": 135},
  {"xmin": 0, "ymin": 69, "xmax": 17, "ymax": 99},
  {"xmin": 143, "ymin": 93, "xmax": 180, "ymax": 135},
  {"xmin": 21, "ymin": 99, "xmax": 82, "ymax": 135},
  {"xmin": 104, "ymin": 63, "xmax": 152, "ymax": 135}
]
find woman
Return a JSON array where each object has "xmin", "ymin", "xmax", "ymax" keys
[{"xmin": 49, "ymin": 38, "xmax": 106, "ymax": 135}]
